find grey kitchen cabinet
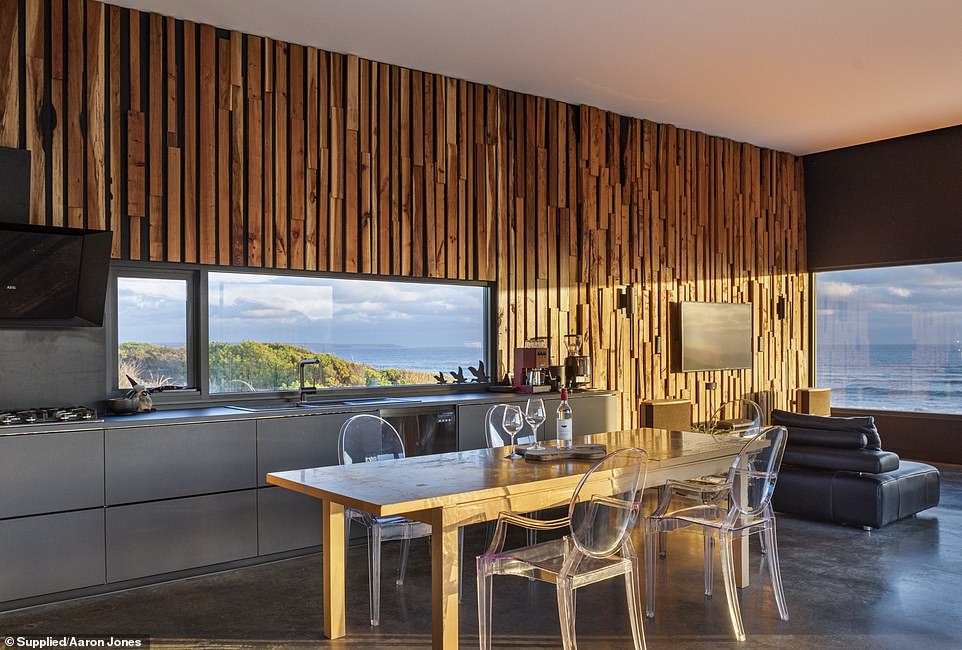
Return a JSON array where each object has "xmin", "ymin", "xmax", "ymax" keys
[
  {"xmin": 105, "ymin": 420, "xmax": 257, "ymax": 505},
  {"xmin": 457, "ymin": 403, "xmax": 497, "ymax": 450},
  {"xmin": 457, "ymin": 394, "xmax": 617, "ymax": 450},
  {"xmin": 105, "ymin": 491, "xmax": 257, "ymax": 583},
  {"xmin": 0, "ymin": 429, "xmax": 104, "ymax": 519},
  {"xmin": 257, "ymin": 486, "xmax": 325, "ymax": 555},
  {"xmin": 256, "ymin": 411, "xmax": 369, "ymax": 487},
  {"xmin": 0, "ymin": 509, "xmax": 105, "ymax": 602},
  {"xmin": 256, "ymin": 411, "xmax": 377, "ymax": 548}
]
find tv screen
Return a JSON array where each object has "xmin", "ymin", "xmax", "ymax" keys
[
  {"xmin": 679, "ymin": 301, "xmax": 752, "ymax": 372},
  {"xmin": 0, "ymin": 224, "xmax": 112, "ymax": 327}
]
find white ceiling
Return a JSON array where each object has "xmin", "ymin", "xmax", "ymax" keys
[{"xmin": 110, "ymin": 0, "xmax": 962, "ymax": 154}]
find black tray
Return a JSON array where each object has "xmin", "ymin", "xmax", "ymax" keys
[{"xmin": 522, "ymin": 443, "xmax": 607, "ymax": 462}]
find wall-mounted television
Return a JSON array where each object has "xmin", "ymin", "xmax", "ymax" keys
[{"xmin": 678, "ymin": 301, "xmax": 753, "ymax": 372}]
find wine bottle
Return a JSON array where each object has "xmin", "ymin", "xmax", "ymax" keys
[{"xmin": 557, "ymin": 388, "xmax": 573, "ymax": 449}]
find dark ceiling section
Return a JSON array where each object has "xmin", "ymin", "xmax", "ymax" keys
[{"xmin": 804, "ymin": 125, "xmax": 962, "ymax": 271}]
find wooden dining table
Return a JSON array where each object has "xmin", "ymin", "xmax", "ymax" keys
[{"xmin": 267, "ymin": 427, "xmax": 748, "ymax": 650}]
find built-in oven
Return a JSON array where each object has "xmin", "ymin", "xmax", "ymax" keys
[{"xmin": 380, "ymin": 406, "xmax": 458, "ymax": 457}]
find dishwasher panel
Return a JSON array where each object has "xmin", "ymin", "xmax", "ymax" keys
[{"xmin": 381, "ymin": 407, "xmax": 458, "ymax": 457}]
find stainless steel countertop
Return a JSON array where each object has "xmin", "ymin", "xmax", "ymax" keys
[{"xmin": 0, "ymin": 390, "xmax": 617, "ymax": 436}]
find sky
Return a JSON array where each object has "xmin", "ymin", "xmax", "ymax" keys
[
  {"xmin": 817, "ymin": 261, "xmax": 962, "ymax": 346},
  {"xmin": 117, "ymin": 272, "xmax": 486, "ymax": 349}
]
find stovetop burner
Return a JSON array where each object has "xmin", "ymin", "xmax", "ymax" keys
[{"xmin": 0, "ymin": 406, "xmax": 100, "ymax": 426}]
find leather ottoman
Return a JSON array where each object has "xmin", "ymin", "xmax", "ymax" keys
[{"xmin": 773, "ymin": 460, "xmax": 941, "ymax": 529}]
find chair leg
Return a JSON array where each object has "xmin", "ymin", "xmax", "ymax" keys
[
  {"xmin": 458, "ymin": 526, "xmax": 464, "ymax": 603},
  {"xmin": 396, "ymin": 537, "xmax": 411, "ymax": 585},
  {"xmin": 703, "ymin": 529, "xmax": 714, "ymax": 597},
  {"xmin": 624, "ymin": 557, "xmax": 647, "ymax": 649},
  {"xmin": 557, "ymin": 579, "xmax": 578, "ymax": 650},
  {"xmin": 644, "ymin": 519, "xmax": 657, "ymax": 618},
  {"xmin": 658, "ymin": 530, "xmax": 667, "ymax": 558},
  {"xmin": 764, "ymin": 522, "xmax": 790, "ymax": 621},
  {"xmin": 719, "ymin": 532, "xmax": 746, "ymax": 642},
  {"xmin": 477, "ymin": 560, "xmax": 494, "ymax": 650},
  {"xmin": 367, "ymin": 526, "xmax": 382, "ymax": 627}
]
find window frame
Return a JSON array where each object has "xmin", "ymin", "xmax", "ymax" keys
[
  {"xmin": 107, "ymin": 264, "xmax": 200, "ymax": 401},
  {"xmin": 108, "ymin": 261, "xmax": 496, "ymax": 404}
]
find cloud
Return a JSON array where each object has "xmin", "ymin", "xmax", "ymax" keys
[
  {"xmin": 888, "ymin": 287, "xmax": 912, "ymax": 298},
  {"xmin": 819, "ymin": 281, "xmax": 857, "ymax": 298}
]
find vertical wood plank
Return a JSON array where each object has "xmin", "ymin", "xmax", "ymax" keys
[
  {"xmin": 344, "ymin": 54, "xmax": 358, "ymax": 273},
  {"xmin": 289, "ymin": 43, "xmax": 305, "ymax": 270},
  {"xmin": 0, "ymin": 0, "xmax": 18, "ymax": 148},
  {"xmin": 231, "ymin": 32, "xmax": 246, "ymax": 266},
  {"xmin": 198, "ymin": 25, "xmax": 216, "ymax": 264},
  {"xmin": 274, "ymin": 41, "xmax": 288, "ymax": 268},
  {"xmin": 182, "ymin": 21, "xmax": 197, "ymax": 263},
  {"xmin": 217, "ymin": 37, "xmax": 230, "ymax": 264},
  {"xmin": 246, "ymin": 35, "xmax": 263, "ymax": 267},
  {"xmin": 147, "ymin": 12, "xmax": 162, "ymax": 258},
  {"xmin": 305, "ymin": 47, "xmax": 319, "ymax": 271},
  {"xmin": 25, "ymin": 0, "xmax": 44, "ymax": 225},
  {"xmin": 50, "ymin": 0, "xmax": 65, "ymax": 226},
  {"xmin": 66, "ymin": 0, "xmax": 84, "ymax": 228},
  {"xmin": 165, "ymin": 18, "xmax": 181, "ymax": 262}
]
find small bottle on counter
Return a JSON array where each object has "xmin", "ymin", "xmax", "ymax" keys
[{"xmin": 557, "ymin": 388, "xmax": 573, "ymax": 449}]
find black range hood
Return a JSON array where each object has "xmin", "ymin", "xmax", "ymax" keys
[{"xmin": 0, "ymin": 223, "xmax": 112, "ymax": 327}]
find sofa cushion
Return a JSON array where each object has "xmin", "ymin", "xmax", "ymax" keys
[
  {"xmin": 771, "ymin": 409, "xmax": 882, "ymax": 450},
  {"xmin": 782, "ymin": 446, "xmax": 900, "ymax": 473},
  {"xmin": 783, "ymin": 426, "xmax": 867, "ymax": 449}
]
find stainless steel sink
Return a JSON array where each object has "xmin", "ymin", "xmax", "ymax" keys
[
  {"xmin": 225, "ymin": 397, "xmax": 421, "ymax": 412},
  {"xmin": 225, "ymin": 402, "xmax": 343, "ymax": 412},
  {"xmin": 340, "ymin": 397, "xmax": 422, "ymax": 406}
]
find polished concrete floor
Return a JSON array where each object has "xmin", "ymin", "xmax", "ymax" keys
[{"xmin": 1, "ymin": 464, "xmax": 960, "ymax": 649}]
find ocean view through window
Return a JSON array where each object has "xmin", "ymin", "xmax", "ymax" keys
[
  {"xmin": 207, "ymin": 271, "xmax": 488, "ymax": 393},
  {"xmin": 816, "ymin": 262, "xmax": 962, "ymax": 414}
]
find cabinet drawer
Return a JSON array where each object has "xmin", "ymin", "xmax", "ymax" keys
[
  {"xmin": 0, "ymin": 429, "xmax": 104, "ymax": 518},
  {"xmin": 257, "ymin": 486, "xmax": 324, "ymax": 555},
  {"xmin": 105, "ymin": 420, "xmax": 257, "ymax": 505},
  {"xmin": 106, "ymin": 491, "xmax": 257, "ymax": 583},
  {"xmin": 0, "ymin": 509, "xmax": 105, "ymax": 603},
  {"xmin": 256, "ymin": 412, "xmax": 364, "ymax": 487}
]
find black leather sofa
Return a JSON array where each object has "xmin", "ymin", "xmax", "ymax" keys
[{"xmin": 770, "ymin": 410, "xmax": 940, "ymax": 529}]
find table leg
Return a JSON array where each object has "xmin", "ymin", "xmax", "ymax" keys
[
  {"xmin": 430, "ymin": 508, "xmax": 460, "ymax": 650},
  {"xmin": 322, "ymin": 499, "xmax": 346, "ymax": 639},
  {"xmin": 732, "ymin": 533, "xmax": 749, "ymax": 588}
]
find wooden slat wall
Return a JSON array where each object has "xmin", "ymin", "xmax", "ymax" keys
[{"xmin": 2, "ymin": 0, "xmax": 809, "ymax": 426}]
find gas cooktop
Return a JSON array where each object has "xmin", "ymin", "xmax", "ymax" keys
[{"xmin": 0, "ymin": 406, "xmax": 100, "ymax": 427}]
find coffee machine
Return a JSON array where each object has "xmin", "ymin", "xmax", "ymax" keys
[
  {"xmin": 564, "ymin": 334, "xmax": 591, "ymax": 389},
  {"xmin": 513, "ymin": 337, "xmax": 551, "ymax": 393}
]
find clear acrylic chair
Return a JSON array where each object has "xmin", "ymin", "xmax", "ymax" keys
[
  {"xmin": 645, "ymin": 425, "xmax": 789, "ymax": 642},
  {"xmin": 485, "ymin": 403, "xmax": 539, "ymax": 548},
  {"xmin": 477, "ymin": 447, "xmax": 649, "ymax": 650},
  {"xmin": 338, "ymin": 414, "xmax": 433, "ymax": 627},
  {"xmin": 656, "ymin": 398, "xmax": 765, "ymax": 563}
]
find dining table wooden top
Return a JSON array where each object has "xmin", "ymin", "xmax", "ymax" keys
[{"xmin": 268, "ymin": 427, "xmax": 745, "ymax": 516}]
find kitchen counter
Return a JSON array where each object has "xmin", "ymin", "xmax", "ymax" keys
[
  {"xmin": 0, "ymin": 388, "xmax": 618, "ymax": 609},
  {"xmin": 0, "ymin": 389, "xmax": 617, "ymax": 435}
]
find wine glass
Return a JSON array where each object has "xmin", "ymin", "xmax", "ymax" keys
[
  {"xmin": 525, "ymin": 398, "xmax": 547, "ymax": 450},
  {"xmin": 502, "ymin": 405, "xmax": 525, "ymax": 459}
]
